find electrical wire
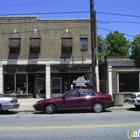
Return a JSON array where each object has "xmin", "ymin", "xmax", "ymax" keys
[
  {"xmin": 0, "ymin": 11, "xmax": 90, "ymax": 17},
  {"xmin": 98, "ymin": 21, "xmax": 140, "ymax": 24},
  {"xmin": 0, "ymin": 0, "xmax": 59, "ymax": 8},
  {"xmin": 97, "ymin": 12, "xmax": 140, "ymax": 18},
  {"xmin": 98, "ymin": 27, "xmax": 135, "ymax": 38}
]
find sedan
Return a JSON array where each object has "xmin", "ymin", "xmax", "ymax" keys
[
  {"xmin": 33, "ymin": 88, "xmax": 114, "ymax": 114},
  {"xmin": 128, "ymin": 92, "xmax": 140, "ymax": 109},
  {"xmin": 0, "ymin": 93, "xmax": 20, "ymax": 113}
]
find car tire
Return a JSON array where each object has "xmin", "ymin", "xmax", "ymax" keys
[
  {"xmin": 44, "ymin": 104, "xmax": 55, "ymax": 114},
  {"xmin": 0, "ymin": 105, "xmax": 2, "ymax": 114},
  {"xmin": 92, "ymin": 102, "xmax": 104, "ymax": 113}
]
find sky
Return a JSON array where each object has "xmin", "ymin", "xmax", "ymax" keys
[{"xmin": 0, "ymin": 0, "xmax": 140, "ymax": 41}]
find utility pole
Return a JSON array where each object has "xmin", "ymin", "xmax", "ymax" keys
[{"xmin": 90, "ymin": 0, "xmax": 96, "ymax": 90}]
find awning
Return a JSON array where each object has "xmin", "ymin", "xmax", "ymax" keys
[
  {"xmin": 9, "ymin": 39, "xmax": 20, "ymax": 47},
  {"xmin": 62, "ymin": 38, "xmax": 72, "ymax": 47},
  {"xmin": 30, "ymin": 38, "xmax": 40, "ymax": 47}
]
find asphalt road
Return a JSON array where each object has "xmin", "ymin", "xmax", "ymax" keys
[{"xmin": 0, "ymin": 108, "xmax": 140, "ymax": 140}]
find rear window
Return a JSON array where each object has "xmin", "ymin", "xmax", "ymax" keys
[{"xmin": 80, "ymin": 90, "xmax": 98, "ymax": 97}]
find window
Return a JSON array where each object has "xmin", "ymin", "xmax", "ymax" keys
[
  {"xmin": 80, "ymin": 90, "xmax": 98, "ymax": 97},
  {"xmin": 30, "ymin": 38, "xmax": 40, "ymax": 53},
  {"xmin": 119, "ymin": 73, "xmax": 139, "ymax": 92},
  {"xmin": 66, "ymin": 91, "xmax": 79, "ymax": 98},
  {"xmin": 62, "ymin": 38, "xmax": 72, "ymax": 53},
  {"xmin": 80, "ymin": 38, "xmax": 87, "ymax": 50},
  {"xmin": 9, "ymin": 38, "xmax": 20, "ymax": 53}
]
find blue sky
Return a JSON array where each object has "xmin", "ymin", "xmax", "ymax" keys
[{"xmin": 0, "ymin": 0, "xmax": 140, "ymax": 41}]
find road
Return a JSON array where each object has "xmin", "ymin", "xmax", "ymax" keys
[{"xmin": 0, "ymin": 108, "xmax": 140, "ymax": 140}]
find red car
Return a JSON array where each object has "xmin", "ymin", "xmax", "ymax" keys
[{"xmin": 33, "ymin": 88, "xmax": 114, "ymax": 114}]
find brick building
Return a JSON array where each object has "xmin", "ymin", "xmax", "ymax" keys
[
  {"xmin": 100, "ymin": 56, "xmax": 140, "ymax": 98},
  {"xmin": 0, "ymin": 16, "xmax": 94, "ymax": 98}
]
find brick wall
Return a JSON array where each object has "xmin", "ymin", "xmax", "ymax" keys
[{"xmin": 0, "ymin": 17, "xmax": 91, "ymax": 60}]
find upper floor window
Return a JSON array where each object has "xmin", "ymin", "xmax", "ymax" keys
[
  {"xmin": 80, "ymin": 38, "xmax": 87, "ymax": 50},
  {"xmin": 9, "ymin": 38, "xmax": 20, "ymax": 53},
  {"xmin": 30, "ymin": 38, "xmax": 41, "ymax": 53},
  {"xmin": 62, "ymin": 38, "xmax": 72, "ymax": 53}
]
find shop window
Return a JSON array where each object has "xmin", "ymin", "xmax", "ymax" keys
[
  {"xmin": 30, "ymin": 38, "xmax": 40, "ymax": 53},
  {"xmin": 80, "ymin": 38, "xmax": 87, "ymax": 50},
  {"xmin": 9, "ymin": 38, "xmax": 20, "ymax": 53},
  {"xmin": 62, "ymin": 38, "xmax": 72, "ymax": 53},
  {"xmin": 119, "ymin": 73, "xmax": 139, "ymax": 92}
]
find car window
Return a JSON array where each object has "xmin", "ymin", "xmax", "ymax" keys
[
  {"xmin": 65, "ymin": 91, "xmax": 80, "ymax": 98},
  {"xmin": 80, "ymin": 90, "xmax": 88, "ymax": 97},
  {"xmin": 137, "ymin": 94, "xmax": 140, "ymax": 97},
  {"xmin": 80, "ymin": 90, "xmax": 98, "ymax": 97}
]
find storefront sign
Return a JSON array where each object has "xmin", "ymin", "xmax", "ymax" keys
[{"xmin": 72, "ymin": 76, "xmax": 90, "ymax": 87}]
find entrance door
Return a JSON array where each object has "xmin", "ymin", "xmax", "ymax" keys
[
  {"xmin": 35, "ymin": 78, "xmax": 45, "ymax": 98},
  {"xmin": 51, "ymin": 77, "xmax": 62, "ymax": 98}
]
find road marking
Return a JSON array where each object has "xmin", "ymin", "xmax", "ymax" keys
[{"xmin": 0, "ymin": 123, "xmax": 140, "ymax": 131}]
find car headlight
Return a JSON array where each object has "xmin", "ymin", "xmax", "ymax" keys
[{"xmin": 36, "ymin": 101, "xmax": 43, "ymax": 105}]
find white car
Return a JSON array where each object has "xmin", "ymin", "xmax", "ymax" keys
[
  {"xmin": 128, "ymin": 92, "xmax": 140, "ymax": 109},
  {"xmin": 0, "ymin": 93, "xmax": 20, "ymax": 113}
]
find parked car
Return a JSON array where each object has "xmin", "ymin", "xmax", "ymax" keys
[
  {"xmin": 128, "ymin": 92, "xmax": 140, "ymax": 109},
  {"xmin": 33, "ymin": 88, "xmax": 114, "ymax": 114},
  {"xmin": 0, "ymin": 93, "xmax": 20, "ymax": 113}
]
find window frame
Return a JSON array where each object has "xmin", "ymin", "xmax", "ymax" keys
[{"xmin": 80, "ymin": 38, "xmax": 88, "ymax": 50}]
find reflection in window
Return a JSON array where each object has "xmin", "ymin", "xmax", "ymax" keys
[
  {"xmin": 119, "ymin": 73, "xmax": 139, "ymax": 92},
  {"xmin": 66, "ymin": 91, "xmax": 79, "ymax": 98}
]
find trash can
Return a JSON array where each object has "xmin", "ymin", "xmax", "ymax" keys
[{"xmin": 113, "ymin": 94, "xmax": 124, "ymax": 106}]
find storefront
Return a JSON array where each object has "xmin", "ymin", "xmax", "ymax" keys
[{"xmin": 2, "ymin": 62, "xmax": 92, "ymax": 98}]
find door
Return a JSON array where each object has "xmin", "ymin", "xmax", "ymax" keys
[
  {"xmin": 35, "ymin": 78, "xmax": 45, "ymax": 98},
  {"xmin": 57, "ymin": 90, "xmax": 80, "ymax": 109},
  {"xmin": 51, "ymin": 77, "xmax": 62, "ymax": 98},
  {"xmin": 78, "ymin": 89, "xmax": 97, "ymax": 108}
]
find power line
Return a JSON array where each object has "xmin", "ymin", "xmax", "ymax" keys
[
  {"xmin": 0, "ymin": 11, "xmax": 139, "ymax": 19},
  {"xmin": 98, "ymin": 27, "xmax": 135, "ymax": 38},
  {"xmin": 98, "ymin": 20, "xmax": 140, "ymax": 24},
  {"xmin": 97, "ymin": 11, "xmax": 140, "ymax": 18},
  {"xmin": 0, "ymin": 0, "xmax": 59, "ymax": 8},
  {"xmin": 0, "ymin": 11, "xmax": 89, "ymax": 17}
]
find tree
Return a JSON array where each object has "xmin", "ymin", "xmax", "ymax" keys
[
  {"xmin": 130, "ymin": 34, "xmax": 140, "ymax": 67},
  {"xmin": 97, "ymin": 35, "xmax": 107, "ymax": 64},
  {"xmin": 105, "ymin": 31, "xmax": 129, "ymax": 55}
]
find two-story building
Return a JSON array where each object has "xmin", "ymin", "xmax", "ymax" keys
[{"xmin": 0, "ymin": 16, "xmax": 94, "ymax": 98}]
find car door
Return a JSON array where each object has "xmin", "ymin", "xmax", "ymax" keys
[
  {"xmin": 78, "ymin": 89, "xmax": 98, "ymax": 109},
  {"xmin": 57, "ymin": 90, "xmax": 80, "ymax": 110}
]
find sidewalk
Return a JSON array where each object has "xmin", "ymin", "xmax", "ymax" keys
[{"xmin": 14, "ymin": 98, "xmax": 135, "ymax": 112}]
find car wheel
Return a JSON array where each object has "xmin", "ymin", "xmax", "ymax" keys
[
  {"xmin": 44, "ymin": 104, "xmax": 55, "ymax": 114},
  {"xmin": 92, "ymin": 102, "xmax": 103, "ymax": 113},
  {"xmin": 0, "ymin": 105, "xmax": 2, "ymax": 114}
]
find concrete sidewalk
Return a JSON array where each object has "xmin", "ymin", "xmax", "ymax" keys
[{"xmin": 14, "ymin": 98, "xmax": 135, "ymax": 112}]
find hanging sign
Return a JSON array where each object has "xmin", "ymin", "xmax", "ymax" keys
[{"xmin": 72, "ymin": 76, "xmax": 90, "ymax": 87}]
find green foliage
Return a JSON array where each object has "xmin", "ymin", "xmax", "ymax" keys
[
  {"xmin": 97, "ymin": 31, "xmax": 130, "ymax": 64},
  {"xmin": 105, "ymin": 31, "xmax": 129, "ymax": 55},
  {"xmin": 130, "ymin": 34, "xmax": 140, "ymax": 67}
]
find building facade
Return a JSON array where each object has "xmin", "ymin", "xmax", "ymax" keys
[
  {"xmin": 0, "ymin": 16, "xmax": 94, "ymax": 98},
  {"xmin": 100, "ymin": 56, "xmax": 140, "ymax": 98}
]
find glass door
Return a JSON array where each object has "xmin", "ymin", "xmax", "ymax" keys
[
  {"xmin": 51, "ymin": 77, "xmax": 62, "ymax": 98},
  {"xmin": 35, "ymin": 77, "xmax": 45, "ymax": 98}
]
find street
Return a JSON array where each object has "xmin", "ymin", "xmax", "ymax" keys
[{"xmin": 0, "ymin": 108, "xmax": 140, "ymax": 140}]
